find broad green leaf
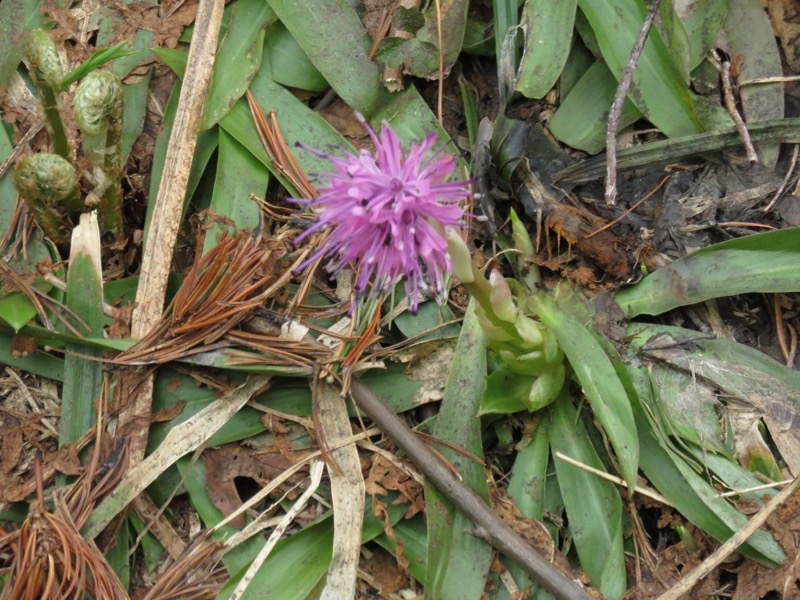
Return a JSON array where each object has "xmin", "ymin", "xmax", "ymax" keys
[
  {"xmin": 140, "ymin": 57, "xmax": 219, "ymax": 249},
  {"xmin": 554, "ymin": 119, "xmax": 800, "ymax": 184},
  {"xmin": 178, "ymin": 455, "xmax": 267, "ymax": 576},
  {"xmin": 480, "ymin": 369, "xmax": 535, "ymax": 415},
  {"xmin": 516, "ymin": 0, "xmax": 577, "ymax": 99},
  {"xmin": 493, "ymin": 0, "xmax": 520, "ymax": 66},
  {"xmin": 528, "ymin": 286, "xmax": 639, "ymax": 490},
  {"xmin": 219, "ymin": 54, "xmax": 353, "ymax": 196},
  {"xmin": 723, "ymin": 0, "xmax": 784, "ymax": 168},
  {"xmin": 648, "ymin": 364, "xmax": 727, "ymax": 455},
  {"xmin": 105, "ymin": 518, "xmax": 132, "ymax": 588},
  {"xmin": 0, "ymin": 294, "xmax": 39, "ymax": 333},
  {"xmin": 550, "ymin": 393, "xmax": 626, "ymax": 599},
  {"xmin": 148, "ymin": 368, "xmax": 267, "ymax": 452},
  {"xmin": 0, "ymin": 238, "xmax": 53, "ymax": 332},
  {"xmin": 658, "ymin": 0, "xmax": 691, "ymax": 85},
  {"xmin": 61, "ymin": 214, "xmax": 105, "ymax": 450},
  {"xmin": 679, "ymin": 0, "xmax": 728, "ymax": 69},
  {"xmin": 577, "ymin": 0, "xmax": 704, "ymax": 139},
  {"xmin": 616, "ymin": 228, "xmax": 800, "ymax": 317},
  {"xmin": 626, "ymin": 361, "xmax": 786, "ymax": 566},
  {"xmin": 549, "ymin": 60, "xmax": 642, "ymax": 153},
  {"xmin": 263, "ymin": 22, "xmax": 327, "ymax": 92},
  {"xmin": 267, "ymin": 0, "xmax": 383, "ymax": 118},
  {"xmin": 629, "ymin": 323, "xmax": 800, "ymax": 478},
  {"xmin": 424, "ymin": 301, "xmax": 492, "ymax": 600},
  {"xmin": 508, "ymin": 419, "xmax": 551, "ymax": 522},
  {"xmin": 203, "ymin": 129, "xmax": 267, "ymax": 255},
  {"xmin": 559, "ymin": 34, "xmax": 594, "ymax": 99},
  {"xmin": 461, "ymin": 20, "xmax": 495, "ymax": 56},
  {"xmin": 505, "ymin": 420, "xmax": 554, "ymax": 599},
  {"xmin": 415, "ymin": 0, "xmax": 470, "ymax": 77},
  {"xmin": 202, "ymin": 0, "xmax": 274, "ymax": 129}
]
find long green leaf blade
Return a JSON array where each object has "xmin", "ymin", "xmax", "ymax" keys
[
  {"xmin": 616, "ymin": 228, "xmax": 800, "ymax": 317},
  {"xmin": 61, "ymin": 213, "xmax": 105, "ymax": 449},
  {"xmin": 550, "ymin": 393, "xmax": 626, "ymax": 599},
  {"xmin": 424, "ymin": 301, "xmax": 492, "ymax": 600},
  {"xmin": 576, "ymin": 0, "xmax": 706, "ymax": 139},
  {"xmin": 516, "ymin": 0, "xmax": 578, "ymax": 99},
  {"xmin": 528, "ymin": 287, "xmax": 639, "ymax": 490},
  {"xmin": 266, "ymin": 0, "xmax": 382, "ymax": 118}
]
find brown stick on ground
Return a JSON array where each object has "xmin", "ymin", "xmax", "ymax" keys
[
  {"xmin": 115, "ymin": 0, "xmax": 226, "ymax": 466},
  {"xmin": 349, "ymin": 378, "xmax": 594, "ymax": 600},
  {"xmin": 605, "ymin": 0, "xmax": 661, "ymax": 206},
  {"xmin": 721, "ymin": 58, "xmax": 759, "ymax": 165}
]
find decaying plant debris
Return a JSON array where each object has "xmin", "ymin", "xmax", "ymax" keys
[{"xmin": 1, "ymin": 1, "xmax": 799, "ymax": 599}]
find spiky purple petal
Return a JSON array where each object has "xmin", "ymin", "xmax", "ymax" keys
[{"xmin": 290, "ymin": 116, "xmax": 473, "ymax": 312}]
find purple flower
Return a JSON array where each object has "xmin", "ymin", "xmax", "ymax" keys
[{"xmin": 291, "ymin": 115, "xmax": 473, "ymax": 313}]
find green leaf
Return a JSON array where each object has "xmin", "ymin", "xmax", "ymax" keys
[
  {"xmin": 549, "ymin": 60, "xmax": 642, "ymax": 153},
  {"xmin": 203, "ymin": 129, "xmax": 268, "ymax": 254},
  {"xmin": 61, "ymin": 214, "xmax": 105, "ymax": 450},
  {"xmin": 626, "ymin": 361, "xmax": 786, "ymax": 566},
  {"xmin": 267, "ymin": 0, "xmax": 383, "ymax": 118},
  {"xmin": 528, "ymin": 286, "xmax": 639, "ymax": 491},
  {"xmin": 616, "ymin": 228, "xmax": 800, "ymax": 317},
  {"xmin": 263, "ymin": 22, "xmax": 327, "ymax": 92},
  {"xmin": 550, "ymin": 392, "xmax": 626, "ymax": 598},
  {"xmin": 424, "ymin": 301, "xmax": 492, "ymax": 600},
  {"xmin": 658, "ymin": 0, "xmax": 691, "ymax": 85},
  {"xmin": 576, "ymin": 0, "xmax": 706, "ymax": 139},
  {"xmin": 679, "ymin": 0, "xmax": 727, "ymax": 70},
  {"xmin": 0, "ymin": 294, "xmax": 39, "ymax": 333},
  {"xmin": 60, "ymin": 41, "xmax": 136, "ymax": 87},
  {"xmin": 415, "ymin": 0, "xmax": 470, "ymax": 77},
  {"xmin": 480, "ymin": 369, "xmax": 534, "ymax": 415},
  {"xmin": 202, "ymin": 0, "xmax": 274, "ymax": 129},
  {"xmin": 0, "ymin": 111, "xmax": 19, "ymax": 232},
  {"xmin": 516, "ymin": 0, "xmax": 578, "ymax": 99},
  {"xmin": 219, "ymin": 56, "xmax": 353, "ymax": 197},
  {"xmin": 374, "ymin": 516, "xmax": 428, "ymax": 584}
]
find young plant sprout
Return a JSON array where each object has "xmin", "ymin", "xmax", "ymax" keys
[
  {"xmin": 15, "ymin": 153, "xmax": 82, "ymax": 246},
  {"xmin": 26, "ymin": 29, "xmax": 71, "ymax": 159},
  {"xmin": 74, "ymin": 70, "xmax": 124, "ymax": 237},
  {"xmin": 292, "ymin": 115, "xmax": 473, "ymax": 313}
]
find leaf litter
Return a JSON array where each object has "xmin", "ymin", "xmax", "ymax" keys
[{"xmin": 1, "ymin": 1, "xmax": 800, "ymax": 598}]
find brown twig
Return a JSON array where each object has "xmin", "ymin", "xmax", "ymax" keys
[
  {"xmin": 764, "ymin": 143, "xmax": 799, "ymax": 212},
  {"xmin": 720, "ymin": 57, "xmax": 758, "ymax": 165},
  {"xmin": 605, "ymin": 0, "xmax": 660, "ymax": 206},
  {"xmin": 349, "ymin": 378, "xmax": 594, "ymax": 600}
]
